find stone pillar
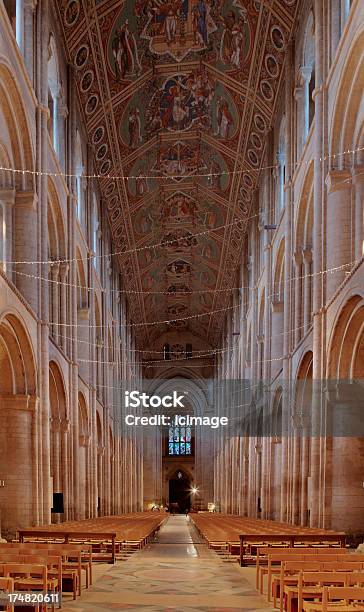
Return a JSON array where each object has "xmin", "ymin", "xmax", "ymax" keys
[
  {"xmin": 294, "ymin": 86, "xmax": 304, "ymax": 160},
  {"xmin": 311, "ymin": 0, "xmax": 328, "ymax": 528},
  {"xmin": 325, "ymin": 169, "xmax": 352, "ymax": 298},
  {"xmin": 23, "ymin": 0, "xmax": 36, "ymax": 81},
  {"xmin": 50, "ymin": 262, "xmax": 59, "ymax": 343},
  {"xmin": 300, "ymin": 66, "xmax": 313, "ymax": 143},
  {"xmin": 302, "ymin": 247, "xmax": 312, "ymax": 333},
  {"xmin": 34, "ymin": 0, "xmax": 51, "ymax": 526},
  {"xmin": 281, "ymin": 40, "xmax": 293, "ymax": 523},
  {"xmin": 67, "ymin": 66, "xmax": 80, "ymax": 520},
  {"xmin": 61, "ymin": 418, "xmax": 70, "ymax": 521},
  {"xmin": 352, "ymin": 165, "xmax": 364, "ymax": 261},
  {"xmin": 294, "ymin": 250, "xmax": 303, "ymax": 346},
  {"xmin": 330, "ymin": 0, "xmax": 341, "ymax": 62},
  {"xmin": 59, "ymin": 263, "xmax": 69, "ymax": 353}
]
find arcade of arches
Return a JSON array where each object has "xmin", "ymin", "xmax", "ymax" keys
[{"xmin": 0, "ymin": 0, "xmax": 364, "ymax": 607}]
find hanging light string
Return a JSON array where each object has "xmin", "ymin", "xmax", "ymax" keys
[
  {"xmin": 11, "ymin": 257, "xmax": 359, "ymax": 330},
  {"xmin": 45, "ymin": 250, "xmax": 361, "ymax": 356},
  {"xmin": 76, "ymin": 322, "xmax": 308, "ymax": 366},
  {"xmin": 3, "ymin": 168, "xmax": 358, "ymax": 281},
  {"xmin": 1, "ymin": 145, "xmax": 362, "ymax": 183},
  {"xmin": 1, "ymin": 147, "xmax": 362, "ymax": 267}
]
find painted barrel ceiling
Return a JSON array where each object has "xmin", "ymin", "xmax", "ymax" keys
[{"xmin": 56, "ymin": 0, "xmax": 300, "ymax": 347}]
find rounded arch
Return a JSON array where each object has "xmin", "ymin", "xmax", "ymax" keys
[
  {"xmin": 327, "ymin": 295, "xmax": 364, "ymax": 378},
  {"xmin": 0, "ymin": 311, "xmax": 36, "ymax": 395},
  {"xmin": 296, "ymin": 350, "xmax": 314, "ymax": 381},
  {"xmin": 147, "ymin": 376, "xmax": 209, "ymax": 417},
  {"xmin": 165, "ymin": 464, "xmax": 194, "ymax": 483},
  {"xmin": 330, "ymin": 28, "xmax": 364, "ymax": 161},
  {"xmin": 0, "ymin": 60, "xmax": 34, "ymax": 189},
  {"xmin": 49, "ymin": 360, "xmax": 67, "ymax": 421}
]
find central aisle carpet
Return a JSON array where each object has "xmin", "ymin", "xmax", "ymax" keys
[{"xmin": 62, "ymin": 515, "xmax": 276, "ymax": 612}]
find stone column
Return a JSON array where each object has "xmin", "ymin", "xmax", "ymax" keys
[
  {"xmin": 352, "ymin": 165, "xmax": 364, "ymax": 261},
  {"xmin": 294, "ymin": 250, "xmax": 303, "ymax": 346},
  {"xmin": 67, "ymin": 66, "xmax": 80, "ymax": 520},
  {"xmin": 300, "ymin": 66, "xmax": 313, "ymax": 143},
  {"xmin": 311, "ymin": 0, "xmax": 328, "ymax": 528},
  {"xmin": 23, "ymin": 0, "xmax": 36, "ymax": 81},
  {"xmin": 59, "ymin": 263, "xmax": 69, "ymax": 353},
  {"xmin": 325, "ymin": 169, "xmax": 352, "ymax": 298},
  {"xmin": 294, "ymin": 85, "xmax": 304, "ymax": 160},
  {"xmin": 281, "ymin": 41, "xmax": 293, "ymax": 523},
  {"xmin": 302, "ymin": 247, "xmax": 312, "ymax": 333},
  {"xmin": 50, "ymin": 262, "xmax": 59, "ymax": 343},
  {"xmin": 61, "ymin": 418, "xmax": 70, "ymax": 520}
]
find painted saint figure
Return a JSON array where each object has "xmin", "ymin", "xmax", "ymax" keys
[
  {"xmin": 220, "ymin": 8, "xmax": 247, "ymax": 69},
  {"xmin": 128, "ymin": 108, "xmax": 142, "ymax": 148},
  {"xmin": 112, "ymin": 20, "xmax": 142, "ymax": 80},
  {"xmin": 135, "ymin": 170, "xmax": 149, "ymax": 197},
  {"xmin": 214, "ymin": 97, "xmax": 233, "ymax": 139}
]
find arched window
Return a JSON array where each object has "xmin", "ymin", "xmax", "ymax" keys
[
  {"xmin": 341, "ymin": 0, "xmax": 352, "ymax": 30},
  {"xmin": 92, "ymin": 194, "xmax": 101, "ymax": 272},
  {"xmin": 48, "ymin": 34, "xmax": 61, "ymax": 156},
  {"xmin": 75, "ymin": 130, "xmax": 85, "ymax": 224},
  {"xmin": 300, "ymin": 12, "xmax": 315, "ymax": 144},
  {"xmin": 168, "ymin": 426, "xmax": 192, "ymax": 455},
  {"xmin": 4, "ymin": 0, "xmax": 23, "ymax": 50},
  {"xmin": 275, "ymin": 117, "xmax": 286, "ymax": 217}
]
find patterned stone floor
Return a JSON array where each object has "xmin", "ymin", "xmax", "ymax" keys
[{"xmin": 61, "ymin": 515, "xmax": 275, "ymax": 612}]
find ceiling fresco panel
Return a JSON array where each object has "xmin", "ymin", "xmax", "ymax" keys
[{"xmin": 56, "ymin": 0, "xmax": 300, "ymax": 347}]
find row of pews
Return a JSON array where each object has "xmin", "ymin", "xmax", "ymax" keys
[
  {"xmin": 191, "ymin": 514, "xmax": 364, "ymax": 611},
  {"xmin": 191, "ymin": 514, "xmax": 346, "ymax": 564},
  {"xmin": 0, "ymin": 512, "xmax": 166, "ymax": 611}
]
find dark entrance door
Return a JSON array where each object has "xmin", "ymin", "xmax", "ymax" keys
[{"xmin": 169, "ymin": 477, "xmax": 191, "ymax": 513}]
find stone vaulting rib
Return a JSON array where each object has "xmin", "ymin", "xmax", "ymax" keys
[{"xmin": 55, "ymin": 0, "xmax": 301, "ymax": 348}]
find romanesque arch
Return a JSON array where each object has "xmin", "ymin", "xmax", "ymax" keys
[
  {"xmin": 326, "ymin": 295, "xmax": 364, "ymax": 531},
  {"xmin": 0, "ymin": 312, "xmax": 37, "ymax": 537}
]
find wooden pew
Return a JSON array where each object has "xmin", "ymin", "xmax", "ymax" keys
[
  {"xmin": 303, "ymin": 585, "xmax": 364, "ymax": 611},
  {"xmin": 18, "ymin": 530, "xmax": 117, "ymax": 564},
  {"xmin": 240, "ymin": 533, "xmax": 346, "ymax": 566}
]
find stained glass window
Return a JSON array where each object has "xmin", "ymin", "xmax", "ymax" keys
[{"xmin": 168, "ymin": 426, "xmax": 192, "ymax": 455}]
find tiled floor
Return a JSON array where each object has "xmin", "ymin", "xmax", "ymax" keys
[{"xmin": 61, "ymin": 515, "xmax": 275, "ymax": 612}]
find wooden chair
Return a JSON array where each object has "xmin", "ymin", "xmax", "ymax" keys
[
  {"xmin": 3, "ymin": 564, "xmax": 48, "ymax": 612},
  {"xmin": 0, "ymin": 576, "xmax": 14, "ymax": 612}
]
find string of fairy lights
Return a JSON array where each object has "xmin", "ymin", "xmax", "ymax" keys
[
  {"xmin": 0, "ymin": 144, "xmax": 362, "ymax": 267},
  {"xmin": 0, "ymin": 145, "xmax": 362, "ymax": 385}
]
